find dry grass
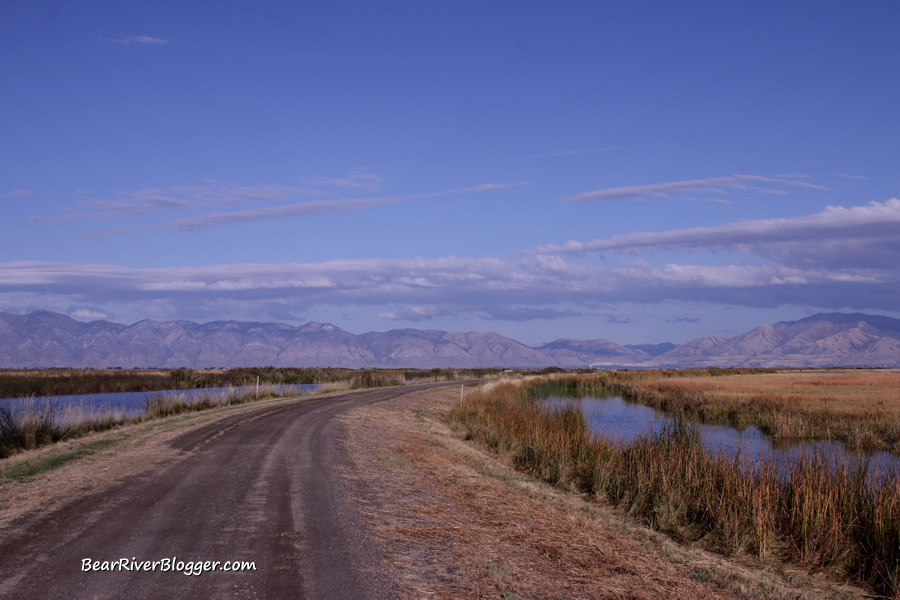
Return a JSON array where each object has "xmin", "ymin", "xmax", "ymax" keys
[
  {"xmin": 643, "ymin": 371, "xmax": 900, "ymax": 415},
  {"xmin": 619, "ymin": 370, "xmax": 900, "ymax": 452},
  {"xmin": 335, "ymin": 386, "xmax": 870, "ymax": 600},
  {"xmin": 448, "ymin": 376, "xmax": 900, "ymax": 597}
]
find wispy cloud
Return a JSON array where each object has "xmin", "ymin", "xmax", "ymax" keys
[
  {"xmin": 1, "ymin": 189, "xmax": 32, "ymax": 198},
  {"xmin": 565, "ymin": 174, "xmax": 827, "ymax": 203},
  {"xmin": 172, "ymin": 182, "xmax": 315, "ymax": 203},
  {"xmin": 460, "ymin": 182, "xmax": 525, "ymax": 192},
  {"xmin": 82, "ymin": 182, "xmax": 522, "ymax": 236},
  {"xmin": 32, "ymin": 182, "xmax": 320, "ymax": 223},
  {"xmin": 834, "ymin": 173, "xmax": 868, "ymax": 180},
  {"xmin": 105, "ymin": 35, "xmax": 168, "ymax": 46},
  {"xmin": 9, "ymin": 198, "xmax": 900, "ymax": 323},
  {"xmin": 378, "ymin": 304, "xmax": 582, "ymax": 322},
  {"xmin": 34, "ymin": 179, "xmax": 522, "ymax": 232},
  {"xmin": 536, "ymin": 197, "xmax": 900, "ymax": 270},
  {"xmin": 299, "ymin": 172, "xmax": 385, "ymax": 190},
  {"xmin": 604, "ymin": 315, "xmax": 632, "ymax": 324},
  {"xmin": 159, "ymin": 196, "xmax": 411, "ymax": 232},
  {"xmin": 4, "ymin": 228, "xmax": 899, "ymax": 324}
]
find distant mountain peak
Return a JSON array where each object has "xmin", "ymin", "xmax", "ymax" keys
[
  {"xmin": 0, "ymin": 310, "xmax": 898, "ymax": 369},
  {"xmin": 657, "ymin": 312, "xmax": 900, "ymax": 368}
]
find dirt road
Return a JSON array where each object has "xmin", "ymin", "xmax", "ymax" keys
[{"xmin": 0, "ymin": 383, "xmax": 452, "ymax": 599}]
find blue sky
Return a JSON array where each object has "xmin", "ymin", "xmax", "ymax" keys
[{"xmin": 2, "ymin": 1, "xmax": 899, "ymax": 345}]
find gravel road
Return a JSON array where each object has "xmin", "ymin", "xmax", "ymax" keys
[{"xmin": 0, "ymin": 383, "xmax": 453, "ymax": 599}]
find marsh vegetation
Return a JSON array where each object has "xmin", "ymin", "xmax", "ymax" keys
[
  {"xmin": 612, "ymin": 370, "xmax": 900, "ymax": 454},
  {"xmin": 0, "ymin": 366, "xmax": 504, "ymax": 398},
  {"xmin": 450, "ymin": 372, "xmax": 900, "ymax": 597}
]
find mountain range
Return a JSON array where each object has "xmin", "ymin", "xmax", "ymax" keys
[{"xmin": 1, "ymin": 310, "xmax": 898, "ymax": 369}]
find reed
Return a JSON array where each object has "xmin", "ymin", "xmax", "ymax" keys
[
  {"xmin": 348, "ymin": 370, "xmax": 407, "ymax": 389},
  {"xmin": 0, "ymin": 401, "xmax": 64, "ymax": 457},
  {"xmin": 450, "ymin": 376, "xmax": 900, "ymax": 597}
]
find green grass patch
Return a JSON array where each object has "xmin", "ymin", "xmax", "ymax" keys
[{"xmin": 1, "ymin": 438, "xmax": 116, "ymax": 482}]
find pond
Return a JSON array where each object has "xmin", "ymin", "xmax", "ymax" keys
[
  {"xmin": 548, "ymin": 395, "xmax": 900, "ymax": 476},
  {"xmin": 0, "ymin": 383, "xmax": 323, "ymax": 422}
]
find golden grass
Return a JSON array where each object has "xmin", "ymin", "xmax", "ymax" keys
[
  {"xmin": 646, "ymin": 371, "xmax": 900, "ymax": 415},
  {"xmin": 619, "ymin": 370, "xmax": 900, "ymax": 452}
]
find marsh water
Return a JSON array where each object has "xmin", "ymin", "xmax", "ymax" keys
[
  {"xmin": 0, "ymin": 383, "xmax": 323, "ymax": 420},
  {"xmin": 549, "ymin": 395, "xmax": 900, "ymax": 476}
]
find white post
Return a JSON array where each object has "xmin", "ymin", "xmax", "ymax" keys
[
  {"xmin": 460, "ymin": 384, "xmax": 464, "ymax": 406},
  {"xmin": 256, "ymin": 375, "xmax": 260, "ymax": 399}
]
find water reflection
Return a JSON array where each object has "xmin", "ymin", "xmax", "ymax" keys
[{"xmin": 0, "ymin": 383, "xmax": 323, "ymax": 421}]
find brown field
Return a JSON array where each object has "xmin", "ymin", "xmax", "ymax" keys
[
  {"xmin": 616, "ymin": 370, "xmax": 900, "ymax": 452},
  {"xmin": 0, "ymin": 368, "xmax": 170, "ymax": 378},
  {"xmin": 644, "ymin": 370, "xmax": 900, "ymax": 416},
  {"xmin": 336, "ymin": 386, "xmax": 870, "ymax": 600}
]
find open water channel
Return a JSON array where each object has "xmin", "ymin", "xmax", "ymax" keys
[
  {"xmin": 0, "ymin": 384, "xmax": 323, "ymax": 421},
  {"xmin": 549, "ymin": 394, "xmax": 900, "ymax": 476}
]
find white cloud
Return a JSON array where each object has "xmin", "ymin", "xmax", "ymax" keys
[
  {"xmin": 2, "ymin": 239, "xmax": 899, "ymax": 325},
  {"xmin": 67, "ymin": 306, "xmax": 110, "ymax": 321}
]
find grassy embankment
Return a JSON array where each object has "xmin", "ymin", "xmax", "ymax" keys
[
  {"xmin": 450, "ymin": 374, "xmax": 900, "ymax": 597},
  {"xmin": 0, "ymin": 366, "xmax": 516, "ymax": 459}
]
